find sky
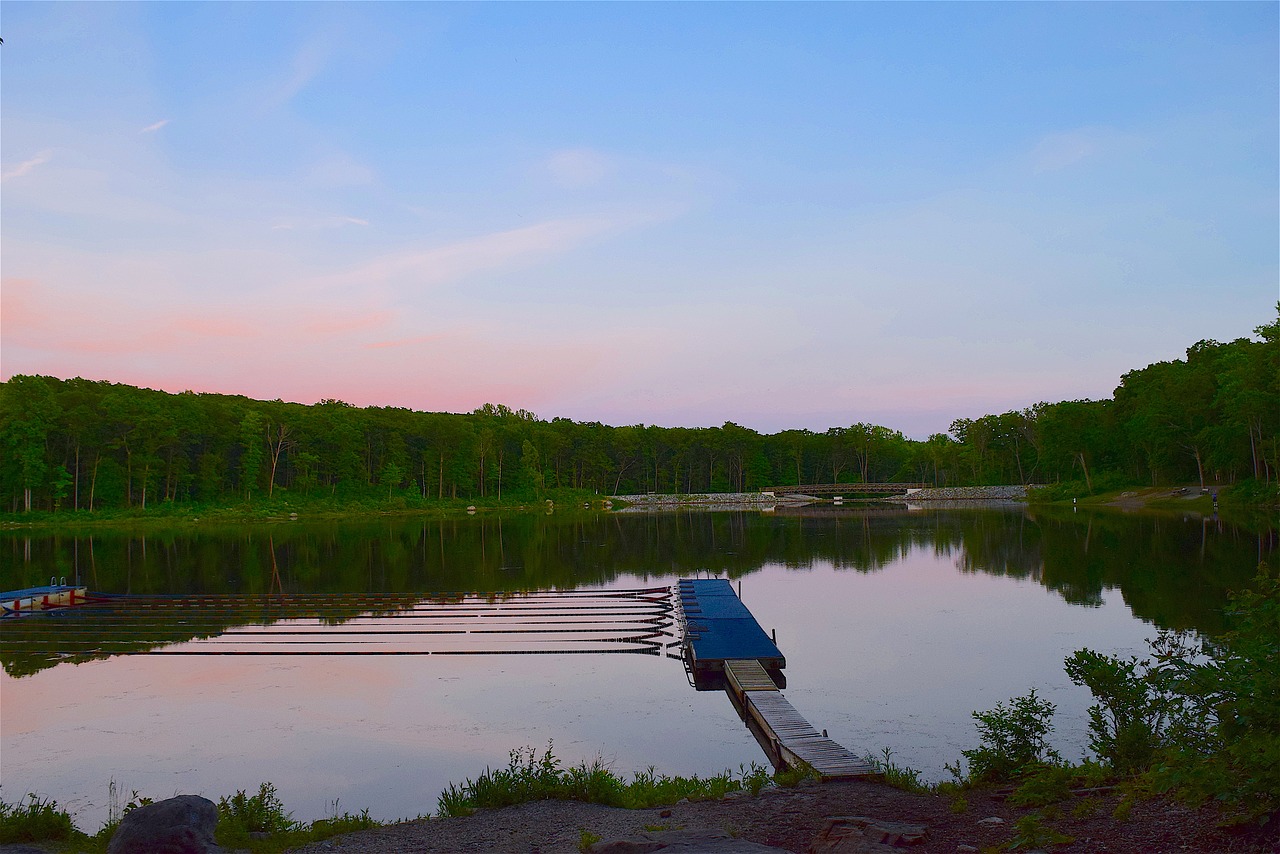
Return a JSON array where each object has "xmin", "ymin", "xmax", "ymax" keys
[{"xmin": 2, "ymin": 3, "xmax": 1276, "ymax": 439}]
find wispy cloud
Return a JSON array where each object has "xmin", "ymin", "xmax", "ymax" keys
[
  {"xmin": 545, "ymin": 148, "xmax": 612, "ymax": 187},
  {"xmin": 140, "ymin": 119, "xmax": 170, "ymax": 134},
  {"xmin": 318, "ymin": 214, "xmax": 645, "ymax": 291},
  {"xmin": 272, "ymin": 215, "xmax": 370, "ymax": 231},
  {"xmin": 265, "ymin": 38, "xmax": 332, "ymax": 110},
  {"xmin": 1, "ymin": 150, "xmax": 52, "ymax": 182},
  {"xmin": 1030, "ymin": 127, "xmax": 1131, "ymax": 173}
]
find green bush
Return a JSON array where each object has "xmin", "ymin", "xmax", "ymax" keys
[
  {"xmin": 961, "ymin": 689, "xmax": 1061, "ymax": 782},
  {"xmin": 1063, "ymin": 649, "xmax": 1176, "ymax": 774},
  {"xmin": 1054, "ymin": 564, "xmax": 1278, "ymax": 824},
  {"xmin": 1151, "ymin": 564, "xmax": 1280, "ymax": 822}
]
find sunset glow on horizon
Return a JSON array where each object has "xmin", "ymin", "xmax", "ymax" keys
[{"xmin": 2, "ymin": 3, "xmax": 1276, "ymax": 438}]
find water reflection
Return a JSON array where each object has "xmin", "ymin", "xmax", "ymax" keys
[
  {"xmin": 2, "ymin": 506, "xmax": 1272, "ymax": 679},
  {"xmin": 2, "ymin": 506, "xmax": 1273, "ymax": 828}
]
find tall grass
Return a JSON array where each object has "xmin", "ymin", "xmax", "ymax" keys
[
  {"xmin": 0, "ymin": 794, "xmax": 76, "ymax": 844},
  {"xmin": 437, "ymin": 743, "xmax": 773, "ymax": 817}
]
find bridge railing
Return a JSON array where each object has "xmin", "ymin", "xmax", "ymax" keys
[{"xmin": 762, "ymin": 483, "xmax": 926, "ymax": 496}]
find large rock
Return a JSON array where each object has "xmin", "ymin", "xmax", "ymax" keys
[
  {"xmin": 591, "ymin": 827, "xmax": 792, "ymax": 853},
  {"xmin": 807, "ymin": 816, "xmax": 928, "ymax": 852},
  {"xmin": 107, "ymin": 795, "xmax": 222, "ymax": 854}
]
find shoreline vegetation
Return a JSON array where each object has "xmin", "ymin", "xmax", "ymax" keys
[
  {"xmin": 4, "ymin": 562, "xmax": 1275, "ymax": 851},
  {"xmin": 0, "ymin": 481, "xmax": 1269, "ymax": 534},
  {"xmin": 3, "ymin": 310, "xmax": 1276, "ymax": 522}
]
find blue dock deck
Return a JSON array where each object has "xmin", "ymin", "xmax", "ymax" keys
[{"xmin": 678, "ymin": 579, "xmax": 784, "ymax": 671}]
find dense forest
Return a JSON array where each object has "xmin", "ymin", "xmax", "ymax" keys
[{"xmin": 2, "ymin": 310, "xmax": 1276, "ymax": 513}]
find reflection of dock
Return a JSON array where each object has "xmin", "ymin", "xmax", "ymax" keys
[
  {"xmin": 2, "ymin": 582, "xmax": 91, "ymax": 614},
  {"xmin": 678, "ymin": 579, "xmax": 874, "ymax": 780},
  {"xmin": 0, "ymin": 588, "xmax": 677, "ymax": 676}
]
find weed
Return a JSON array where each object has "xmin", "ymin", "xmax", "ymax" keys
[
  {"xmin": 578, "ymin": 828, "xmax": 601, "ymax": 852},
  {"xmin": 1006, "ymin": 813, "xmax": 1073, "ymax": 850},
  {"xmin": 869, "ymin": 748, "xmax": 930, "ymax": 793},
  {"xmin": 949, "ymin": 796, "xmax": 969, "ymax": 814},
  {"xmin": 1008, "ymin": 764, "xmax": 1072, "ymax": 807},
  {"xmin": 772, "ymin": 760, "xmax": 820, "ymax": 788},
  {"xmin": 218, "ymin": 782, "xmax": 300, "ymax": 836},
  {"xmin": 1071, "ymin": 797, "xmax": 1100, "ymax": 818}
]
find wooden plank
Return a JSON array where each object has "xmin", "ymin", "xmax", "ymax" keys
[
  {"xmin": 745, "ymin": 691, "xmax": 820, "ymax": 742},
  {"xmin": 724, "ymin": 659, "xmax": 778, "ymax": 705}
]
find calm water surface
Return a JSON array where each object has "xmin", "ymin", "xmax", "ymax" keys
[{"xmin": 1, "ymin": 505, "xmax": 1272, "ymax": 829}]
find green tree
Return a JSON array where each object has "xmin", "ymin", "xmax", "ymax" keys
[{"xmin": 238, "ymin": 410, "xmax": 265, "ymax": 500}]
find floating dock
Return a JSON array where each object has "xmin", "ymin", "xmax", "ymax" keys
[
  {"xmin": 679, "ymin": 579, "xmax": 874, "ymax": 780},
  {"xmin": 2, "ymin": 583, "xmax": 90, "ymax": 614},
  {"xmin": 678, "ymin": 578, "xmax": 784, "ymax": 674}
]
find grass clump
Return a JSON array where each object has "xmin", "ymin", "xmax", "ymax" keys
[
  {"xmin": 0, "ymin": 794, "xmax": 76, "ymax": 844},
  {"xmin": 867, "ymin": 747, "xmax": 930, "ymax": 793},
  {"xmin": 215, "ymin": 785, "xmax": 379, "ymax": 852},
  {"xmin": 437, "ymin": 743, "xmax": 773, "ymax": 817}
]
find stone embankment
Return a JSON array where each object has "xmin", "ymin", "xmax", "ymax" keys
[
  {"xmin": 888, "ymin": 485, "xmax": 1034, "ymax": 501},
  {"xmin": 611, "ymin": 492, "xmax": 804, "ymax": 507}
]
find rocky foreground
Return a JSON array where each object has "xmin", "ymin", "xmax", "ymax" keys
[{"xmin": 286, "ymin": 779, "xmax": 1277, "ymax": 854}]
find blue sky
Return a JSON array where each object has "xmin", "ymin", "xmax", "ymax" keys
[{"xmin": 2, "ymin": 2, "xmax": 1276, "ymax": 437}]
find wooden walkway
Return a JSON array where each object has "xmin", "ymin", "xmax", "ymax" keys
[
  {"xmin": 679, "ymin": 581, "xmax": 875, "ymax": 781},
  {"xmin": 725, "ymin": 660, "xmax": 874, "ymax": 779}
]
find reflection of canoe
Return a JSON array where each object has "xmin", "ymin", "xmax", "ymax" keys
[{"xmin": 2, "ymin": 583, "xmax": 90, "ymax": 615}]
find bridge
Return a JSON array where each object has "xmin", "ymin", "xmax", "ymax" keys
[{"xmin": 762, "ymin": 482, "xmax": 925, "ymax": 497}]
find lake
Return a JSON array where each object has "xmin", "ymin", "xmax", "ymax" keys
[{"xmin": 1, "ymin": 504, "xmax": 1272, "ymax": 831}]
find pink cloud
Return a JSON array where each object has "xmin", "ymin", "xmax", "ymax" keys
[{"xmin": 364, "ymin": 333, "xmax": 447, "ymax": 350}]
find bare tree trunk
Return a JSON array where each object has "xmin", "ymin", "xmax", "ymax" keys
[
  {"xmin": 266, "ymin": 424, "xmax": 293, "ymax": 499},
  {"xmin": 89, "ymin": 455, "xmax": 100, "ymax": 511},
  {"xmin": 1077, "ymin": 453, "xmax": 1092, "ymax": 493}
]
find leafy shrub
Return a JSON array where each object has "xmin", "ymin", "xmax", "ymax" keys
[
  {"xmin": 961, "ymin": 689, "xmax": 1061, "ymax": 782},
  {"xmin": 1056, "ymin": 564, "xmax": 1279, "ymax": 824},
  {"xmin": 1064, "ymin": 649, "xmax": 1176, "ymax": 774},
  {"xmin": 1151, "ymin": 564, "xmax": 1280, "ymax": 822}
]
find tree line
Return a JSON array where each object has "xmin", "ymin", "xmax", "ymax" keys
[{"xmin": 2, "ymin": 309, "xmax": 1275, "ymax": 513}]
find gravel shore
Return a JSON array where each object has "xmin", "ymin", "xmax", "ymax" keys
[{"xmin": 286, "ymin": 778, "xmax": 1278, "ymax": 854}]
